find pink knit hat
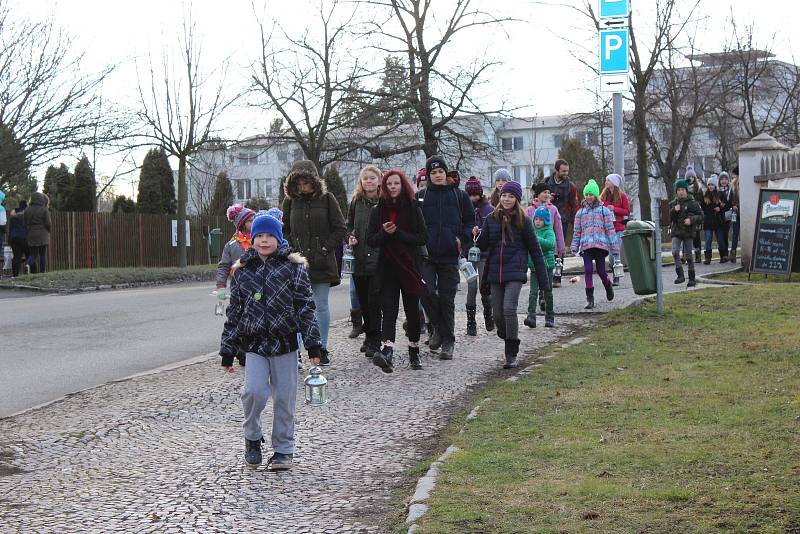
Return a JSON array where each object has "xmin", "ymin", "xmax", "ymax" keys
[{"xmin": 226, "ymin": 205, "xmax": 256, "ymax": 231}]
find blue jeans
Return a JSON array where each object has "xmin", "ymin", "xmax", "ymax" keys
[
  {"xmin": 349, "ymin": 275, "xmax": 360, "ymax": 310},
  {"xmin": 311, "ymin": 282, "xmax": 331, "ymax": 349},
  {"xmin": 704, "ymin": 228, "xmax": 726, "ymax": 256}
]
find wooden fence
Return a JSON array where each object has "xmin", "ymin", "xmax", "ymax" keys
[{"xmin": 47, "ymin": 212, "xmax": 231, "ymax": 271}]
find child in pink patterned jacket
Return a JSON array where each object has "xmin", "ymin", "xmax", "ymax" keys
[{"xmin": 570, "ymin": 179, "xmax": 618, "ymax": 309}]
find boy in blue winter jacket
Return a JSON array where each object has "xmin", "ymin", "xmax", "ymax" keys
[{"xmin": 220, "ymin": 212, "xmax": 322, "ymax": 470}]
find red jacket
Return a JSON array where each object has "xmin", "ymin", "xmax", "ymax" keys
[{"xmin": 603, "ymin": 192, "xmax": 630, "ymax": 232}]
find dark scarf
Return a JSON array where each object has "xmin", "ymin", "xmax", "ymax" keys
[
  {"xmin": 380, "ymin": 198, "xmax": 428, "ymax": 297},
  {"xmin": 495, "ymin": 206, "xmax": 519, "ymax": 244}
]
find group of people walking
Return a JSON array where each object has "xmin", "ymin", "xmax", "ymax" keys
[
  {"xmin": 216, "ymin": 155, "xmax": 632, "ymax": 469},
  {"xmin": 1, "ymin": 191, "xmax": 52, "ymax": 276}
]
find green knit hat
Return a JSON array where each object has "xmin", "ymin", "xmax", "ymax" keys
[
  {"xmin": 674, "ymin": 179, "xmax": 689, "ymax": 193},
  {"xmin": 583, "ymin": 178, "xmax": 600, "ymax": 198}
]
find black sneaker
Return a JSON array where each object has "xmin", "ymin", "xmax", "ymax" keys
[
  {"xmin": 409, "ymin": 346, "xmax": 423, "ymax": 370},
  {"xmin": 372, "ymin": 345, "xmax": 394, "ymax": 373},
  {"xmin": 439, "ymin": 341, "xmax": 454, "ymax": 360},
  {"xmin": 266, "ymin": 452, "xmax": 293, "ymax": 471},
  {"xmin": 244, "ymin": 438, "xmax": 263, "ymax": 468},
  {"xmin": 544, "ymin": 315, "xmax": 555, "ymax": 328},
  {"xmin": 318, "ymin": 348, "xmax": 331, "ymax": 367}
]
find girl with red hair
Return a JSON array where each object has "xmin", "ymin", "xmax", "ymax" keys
[{"xmin": 366, "ymin": 169, "xmax": 429, "ymax": 373}]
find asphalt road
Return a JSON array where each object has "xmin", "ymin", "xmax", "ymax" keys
[{"xmin": 0, "ymin": 281, "xmax": 353, "ymax": 418}]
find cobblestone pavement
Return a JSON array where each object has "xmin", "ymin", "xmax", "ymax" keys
[
  {"xmin": 0, "ymin": 261, "xmax": 735, "ymax": 533},
  {"xmin": 0, "ymin": 311, "xmax": 587, "ymax": 533}
]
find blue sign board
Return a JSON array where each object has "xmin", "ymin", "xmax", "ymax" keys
[
  {"xmin": 599, "ymin": 0, "xmax": 630, "ymax": 19},
  {"xmin": 599, "ymin": 29, "xmax": 629, "ymax": 75}
]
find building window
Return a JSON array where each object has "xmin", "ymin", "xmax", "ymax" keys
[
  {"xmin": 254, "ymin": 179, "xmax": 269, "ymax": 198},
  {"xmin": 553, "ymin": 134, "xmax": 564, "ymax": 148},
  {"xmin": 513, "ymin": 165, "xmax": 531, "ymax": 185},
  {"xmin": 292, "ymin": 148, "xmax": 304, "ymax": 162},
  {"xmin": 256, "ymin": 151, "xmax": 269, "ymax": 165},
  {"xmin": 237, "ymin": 153, "xmax": 258, "ymax": 166},
  {"xmin": 277, "ymin": 148, "xmax": 288, "ymax": 162},
  {"xmin": 501, "ymin": 137, "xmax": 523, "ymax": 151},
  {"xmin": 578, "ymin": 131, "xmax": 598, "ymax": 146},
  {"xmin": 233, "ymin": 179, "xmax": 251, "ymax": 199},
  {"xmin": 228, "ymin": 154, "xmax": 235, "ymax": 165}
]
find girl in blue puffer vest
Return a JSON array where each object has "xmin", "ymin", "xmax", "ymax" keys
[{"xmin": 476, "ymin": 181, "xmax": 550, "ymax": 369}]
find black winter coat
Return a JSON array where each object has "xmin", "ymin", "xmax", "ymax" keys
[
  {"xmin": 347, "ymin": 196, "xmax": 380, "ymax": 276},
  {"xmin": 701, "ymin": 197, "xmax": 725, "ymax": 230},
  {"xmin": 417, "ymin": 183, "xmax": 475, "ymax": 264},
  {"xmin": 476, "ymin": 213, "xmax": 550, "ymax": 289},
  {"xmin": 366, "ymin": 201, "xmax": 428, "ymax": 290}
]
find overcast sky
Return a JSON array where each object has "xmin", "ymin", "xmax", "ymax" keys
[{"xmin": 11, "ymin": 0, "xmax": 800, "ymax": 194}]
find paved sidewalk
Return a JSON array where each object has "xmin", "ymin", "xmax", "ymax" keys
[
  {"xmin": 0, "ymin": 314, "xmax": 587, "ymax": 533},
  {"xmin": 0, "ymin": 261, "xmax": 736, "ymax": 533}
]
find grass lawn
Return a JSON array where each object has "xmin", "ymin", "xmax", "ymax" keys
[
  {"xmin": 411, "ymin": 284, "xmax": 800, "ymax": 533},
  {"xmin": 0, "ymin": 265, "xmax": 216, "ymax": 290},
  {"xmin": 710, "ymin": 270, "xmax": 798, "ymax": 284}
]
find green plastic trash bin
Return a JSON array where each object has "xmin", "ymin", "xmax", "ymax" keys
[
  {"xmin": 622, "ymin": 220, "xmax": 657, "ymax": 295},
  {"xmin": 209, "ymin": 228, "xmax": 224, "ymax": 262}
]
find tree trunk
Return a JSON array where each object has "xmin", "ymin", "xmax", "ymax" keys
[{"xmin": 177, "ymin": 155, "xmax": 188, "ymax": 268}]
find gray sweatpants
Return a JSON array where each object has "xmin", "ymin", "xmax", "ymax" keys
[
  {"xmin": 241, "ymin": 351, "xmax": 298, "ymax": 454},
  {"xmin": 490, "ymin": 281, "xmax": 523, "ymax": 341},
  {"xmin": 671, "ymin": 237, "xmax": 695, "ymax": 270}
]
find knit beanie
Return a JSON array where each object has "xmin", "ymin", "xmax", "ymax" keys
[
  {"xmin": 500, "ymin": 180, "xmax": 522, "ymax": 202},
  {"xmin": 465, "ymin": 177, "xmax": 483, "ymax": 196},
  {"xmin": 685, "ymin": 165, "xmax": 697, "ymax": 179},
  {"xmin": 533, "ymin": 205, "xmax": 551, "ymax": 226},
  {"xmin": 264, "ymin": 207, "xmax": 284, "ymax": 221},
  {"xmin": 674, "ymin": 179, "xmax": 689, "ymax": 193},
  {"xmin": 718, "ymin": 171, "xmax": 730, "ymax": 183},
  {"xmin": 583, "ymin": 179, "xmax": 600, "ymax": 198},
  {"xmin": 250, "ymin": 213, "xmax": 287, "ymax": 247},
  {"xmin": 606, "ymin": 173, "xmax": 623, "ymax": 188},
  {"xmin": 532, "ymin": 182, "xmax": 550, "ymax": 197},
  {"xmin": 425, "ymin": 155, "xmax": 448, "ymax": 177},
  {"xmin": 707, "ymin": 175, "xmax": 719, "ymax": 188},
  {"xmin": 226, "ymin": 205, "xmax": 256, "ymax": 231},
  {"xmin": 493, "ymin": 168, "xmax": 512, "ymax": 183},
  {"xmin": 416, "ymin": 167, "xmax": 427, "ymax": 187}
]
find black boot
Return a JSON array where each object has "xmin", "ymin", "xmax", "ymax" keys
[
  {"xmin": 372, "ymin": 345, "xmax": 394, "ymax": 373},
  {"xmin": 584, "ymin": 287, "xmax": 595, "ymax": 310},
  {"xmin": 319, "ymin": 348, "xmax": 331, "ymax": 367},
  {"xmin": 481, "ymin": 296, "xmax": 495, "ymax": 331},
  {"xmin": 694, "ymin": 249, "xmax": 702, "ymax": 263},
  {"xmin": 503, "ymin": 339, "xmax": 520, "ymax": 369},
  {"xmin": 523, "ymin": 313, "xmax": 536, "ymax": 328},
  {"xmin": 603, "ymin": 279, "xmax": 614, "ymax": 301},
  {"xmin": 466, "ymin": 306, "xmax": 477, "ymax": 336},
  {"xmin": 544, "ymin": 314, "xmax": 555, "ymax": 327},
  {"xmin": 428, "ymin": 327, "xmax": 442, "ymax": 351},
  {"xmin": 348, "ymin": 310, "xmax": 364, "ymax": 339},
  {"xmin": 703, "ymin": 251, "xmax": 712, "ymax": 265},
  {"xmin": 687, "ymin": 269, "xmax": 697, "ymax": 287},
  {"xmin": 409, "ymin": 346, "xmax": 422, "ymax": 370},
  {"xmin": 364, "ymin": 335, "xmax": 379, "ymax": 358},
  {"xmin": 244, "ymin": 437, "xmax": 264, "ymax": 467},
  {"xmin": 674, "ymin": 265, "xmax": 685, "ymax": 284}
]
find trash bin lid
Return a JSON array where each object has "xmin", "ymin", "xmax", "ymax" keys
[
  {"xmin": 209, "ymin": 228, "xmax": 223, "ymax": 235},
  {"xmin": 625, "ymin": 220, "xmax": 655, "ymax": 234}
]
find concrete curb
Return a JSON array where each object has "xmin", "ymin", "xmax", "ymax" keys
[{"xmin": 0, "ymin": 276, "xmax": 216, "ymax": 294}]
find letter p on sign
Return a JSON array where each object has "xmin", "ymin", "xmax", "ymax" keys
[
  {"xmin": 605, "ymin": 34, "xmax": 623, "ymax": 60},
  {"xmin": 599, "ymin": 29, "xmax": 628, "ymax": 74}
]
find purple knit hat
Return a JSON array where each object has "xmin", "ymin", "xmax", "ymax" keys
[
  {"xmin": 465, "ymin": 177, "xmax": 483, "ymax": 196},
  {"xmin": 500, "ymin": 180, "xmax": 522, "ymax": 202}
]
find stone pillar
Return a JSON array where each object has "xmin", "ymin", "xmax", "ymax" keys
[{"xmin": 738, "ymin": 133, "xmax": 789, "ymax": 270}]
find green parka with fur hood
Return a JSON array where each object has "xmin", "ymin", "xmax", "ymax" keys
[{"xmin": 282, "ymin": 160, "xmax": 347, "ymax": 286}]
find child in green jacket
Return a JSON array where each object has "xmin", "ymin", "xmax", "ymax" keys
[{"xmin": 525, "ymin": 206, "xmax": 556, "ymax": 328}]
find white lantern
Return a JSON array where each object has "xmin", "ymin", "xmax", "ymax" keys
[
  {"xmin": 554, "ymin": 257, "xmax": 563, "ymax": 278},
  {"xmin": 613, "ymin": 261, "xmax": 625, "ymax": 279},
  {"xmin": 304, "ymin": 367, "xmax": 328, "ymax": 406},
  {"xmin": 458, "ymin": 257, "xmax": 479, "ymax": 283},
  {"xmin": 468, "ymin": 245, "xmax": 482, "ymax": 263},
  {"xmin": 341, "ymin": 246, "xmax": 355, "ymax": 276}
]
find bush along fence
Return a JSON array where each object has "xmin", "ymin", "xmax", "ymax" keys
[{"xmin": 47, "ymin": 212, "xmax": 231, "ymax": 271}]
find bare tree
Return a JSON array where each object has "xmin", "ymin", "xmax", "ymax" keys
[
  {"xmin": 135, "ymin": 15, "xmax": 233, "ymax": 267},
  {"xmin": 357, "ymin": 0, "xmax": 514, "ymax": 162},
  {"xmin": 0, "ymin": 1, "xmax": 123, "ymax": 184},
  {"xmin": 250, "ymin": 0, "xmax": 378, "ymax": 173},
  {"xmin": 645, "ymin": 38, "xmax": 722, "ymax": 196}
]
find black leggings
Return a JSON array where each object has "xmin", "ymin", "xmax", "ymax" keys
[
  {"xmin": 353, "ymin": 275, "xmax": 380, "ymax": 338},
  {"xmin": 10, "ymin": 237, "xmax": 29, "ymax": 276},
  {"xmin": 380, "ymin": 274, "xmax": 421, "ymax": 344},
  {"xmin": 28, "ymin": 245, "xmax": 47, "ymax": 274}
]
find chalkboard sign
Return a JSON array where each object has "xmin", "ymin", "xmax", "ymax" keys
[{"xmin": 750, "ymin": 189, "xmax": 799, "ymax": 274}]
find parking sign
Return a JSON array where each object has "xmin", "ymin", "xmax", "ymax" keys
[{"xmin": 599, "ymin": 29, "xmax": 629, "ymax": 74}]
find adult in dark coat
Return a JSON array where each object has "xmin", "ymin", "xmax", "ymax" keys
[
  {"xmin": 24, "ymin": 192, "xmax": 50, "ymax": 274},
  {"xmin": 282, "ymin": 160, "xmax": 347, "ymax": 363},
  {"xmin": 8, "ymin": 200, "xmax": 29, "ymax": 276},
  {"xmin": 417, "ymin": 155, "xmax": 475, "ymax": 361},
  {"xmin": 367, "ymin": 168, "xmax": 429, "ymax": 373}
]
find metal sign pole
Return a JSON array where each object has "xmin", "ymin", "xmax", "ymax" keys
[
  {"xmin": 613, "ymin": 92, "xmax": 624, "ymax": 176},
  {"xmin": 653, "ymin": 201, "xmax": 664, "ymax": 314}
]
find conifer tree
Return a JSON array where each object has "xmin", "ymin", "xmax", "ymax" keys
[
  {"xmin": 137, "ymin": 148, "xmax": 175, "ymax": 213},
  {"xmin": 67, "ymin": 155, "xmax": 96, "ymax": 211},
  {"xmin": 323, "ymin": 166, "xmax": 348, "ymax": 215}
]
